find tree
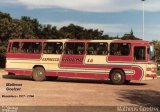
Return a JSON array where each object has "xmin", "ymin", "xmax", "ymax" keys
[
  {"xmin": 122, "ymin": 29, "xmax": 140, "ymax": 40},
  {"xmin": 41, "ymin": 25, "xmax": 59, "ymax": 39},
  {"xmin": 152, "ymin": 40, "xmax": 160, "ymax": 60},
  {"xmin": 0, "ymin": 11, "xmax": 11, "ymax": 20}
]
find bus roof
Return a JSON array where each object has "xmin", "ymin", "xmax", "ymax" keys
[
  {"xmin": 8, "ymin": 39, "xmax": 149, "ymax": 44},
  {"xmin": 113, "ymin": 39, "xmax": 149, "ymax": 44}
]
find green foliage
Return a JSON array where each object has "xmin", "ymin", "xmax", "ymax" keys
[
  {"xmin": 157, "ymin": 66, "xmax": 160, "ymax": 76},
  {"xmin": 152, "ymin": 40, "xmax": 160, "ymax": 60},
  {"xmin": 121, "ymin": 29, "xmax": 141, "ymax": 40},
  {"xmin": 59, "ymin": 24, "xmax": 103, "ymax": 39}
]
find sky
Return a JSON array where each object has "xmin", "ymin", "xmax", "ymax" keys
[{"xmin": 0, "ymin": 0, "xmax": 160, "ymax": 41}]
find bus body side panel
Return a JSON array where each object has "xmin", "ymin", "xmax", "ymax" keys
[
  {"xmin": 60, "ymin": 54, "xmax": 84, "ymax": 68},
  {"xmin": 6, "ymin": 53, "xmax": 41, "ymax": 59},
  {"xmin": 5, "ymin": 39, "xmax": 157, "ymax": 82},
  {"xmin": 59, "ymin": 54, "xmax": 96, "ymax": 78},
  {"xmin": 6, "ymin": 53, "xmax": 42, "ymax": 76}
]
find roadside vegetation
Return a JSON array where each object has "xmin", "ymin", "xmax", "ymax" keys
[{"xmin": 157, "ymin": 67, "xmax": 160, "ymax": 76}]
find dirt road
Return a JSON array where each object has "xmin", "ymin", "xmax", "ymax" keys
[{"xmin": 0, "ymin": 70, "xmax": 160, "ymax": 107}]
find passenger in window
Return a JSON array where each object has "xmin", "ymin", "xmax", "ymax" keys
[
  {"xmin": 43, "ymin": 43, "xmax": 47, "ymax": 54},
  {"xmin": 115, "ymin": 44, "xmax": 122, "ymax": 56},
  {"xmin": 28, "ymin": 44, "xmax": 34, "ymax": 53},
  {"xmin": 56, "ymin": 50, "xmax": 60, "ymax": 54},
  {"xmin": 77, "ymin": 46, "xmax": 84, "ymax": 55},
  {"xmin": 12, "ymin": 43, "xmax": 20, "ymax": 53},
  {"xmin": 103, "ymin": 44, "xmax": 108, "ymax": 55},
  {"xmin": 33, "ymin": 43, "xmax": 41, "ymax": 54},
  {"xmin": 111, "ymin": 44, "xmax": 121, "ymax": 56},
  {"xmin": 55, "ymin": 45, "xmax": 62, "ymax": 54},
  {"xmin": 121, "ymin": 46, "xmax": 129, "ymax": 56},
  {"xmin": 65, "ymin": 44, "xmax": 73, "ymax": 54},
  {"xmin": 12, "ymin": 47, "xmax": 16, "ymax": 53},
  {"xmin": 87, "ymin": 46, "xmax": 94, "ymax": 55},
  {"xmin": 97, "ymin": 45, "xmax": 105, "ymax": 55},
  {"xmin": 21, "ymin": 43, "xmax": 26, "ymax": 53}
]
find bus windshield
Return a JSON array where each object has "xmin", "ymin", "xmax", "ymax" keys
[{"xmin": 148, "ymin": 44, "xmax": 155, "ymax": 61}]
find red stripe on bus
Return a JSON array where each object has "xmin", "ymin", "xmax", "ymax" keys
[
  {"xmin": 108, "ymin": 56, "xmax": 132, "ymax": 62},
  {"xmin": 46, "ymin": 71, "xmax": 108, "ymax": 79},
  {"xmin": 6, "ymin": 65, "xmax": 143, "ymax": 81},
  {"xmin": 60, "ymin": 65, "xmax": 143, "ymax": 80},
  {"xmin": 131, "ymin": 67, "xmax": 143, "ymax": 80},
  {"xmin": 6, "ymin": 53, "xmax": 41, "ymax": 59},
  {"xmin": 126, "ymin": 75, "xmax": 132, "ymax": 80}
]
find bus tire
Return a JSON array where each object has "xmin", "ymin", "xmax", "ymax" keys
[
  {"xmin": 110, "ymin": 69, "xmax": 125, "ymax": 85},
  {"xmin": 32, "ymin": 67, "xmax": 46, "ymax": 81}
]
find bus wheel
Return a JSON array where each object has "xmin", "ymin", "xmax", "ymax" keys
[
  {"xmin": 32, "ymin": 67, "xmax": 46, "ymax": 81},
  {"xmin": 110, "ymin": 69, "xmax": 125, "ymax": 85}
]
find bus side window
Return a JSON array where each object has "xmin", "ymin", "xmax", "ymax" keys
[
  {"xmin": 28, "ymin": 43, "xmax": 34, "ymax": 53},
  {"xmin": 64, "ymin": 42, "xmax": 85, "ymax": 55},
  {"xmin": 11, "ymin": 42, "xmax": 20, "ymax": 53},
  {"xmin": 33, "ymin": 42, "xmax": 42, "ymax": 54},
  {"xmin": 21, "ymin": 42, "xmax": 28, "ymax": 53},
  {"xmin": 43, "ymin": 43, "xmax": 53, "ymax": 54},
  {"xmin": 76, "ymin": 43, "xmax": 85, "ymax": 55},
  {"xmin": 87, "ymin": 43, "xmax": 108, "ymax": 55},
  {"xmin": 64, "ymin": 43, "xmax": 72, "ymax": 54},
  {"xmin": 21, "ymin": 42, "xmax": 42, "ymax": 54},
  {"xmin": 97, "ymin": 43, "xmax": 108, "ymax": 55},
  {"xmin": 55, "ymin": 42, "xmax": 63, "ymax": 54},
  {"xmin": 87, "ymin": 45, "xmax": 94, "ymax": 55},
  {"xmin": 43, "ymin": 42, "xmax": 63, "ymax": 54},
  {"xmin": 134, "ymin": 46, "xmax": 146, "ymax": 60},
  {"xmin": 87, "ymin": 43, "xmax": 97, "ymax": 55},
  {"xmin": 110, "ymin": 43, "xmax": 130, "ymax": 56}
]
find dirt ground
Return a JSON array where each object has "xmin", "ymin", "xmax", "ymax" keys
[{"xmin": 0, "ymin": 69, "xmax": 160, "ymax": 107}]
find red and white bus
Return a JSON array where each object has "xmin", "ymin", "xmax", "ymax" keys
[{"xmin": 5, "ymin": 39, "xmax": 157, "ymax": 84}]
